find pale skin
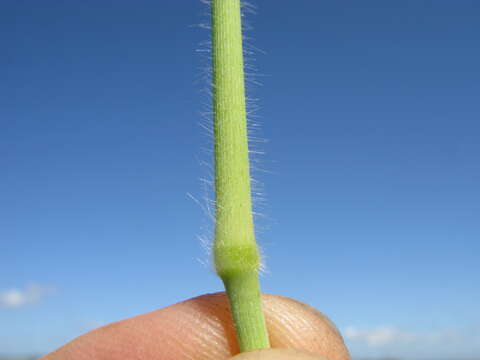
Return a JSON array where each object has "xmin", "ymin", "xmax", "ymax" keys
[{"xmin": 41, "ymin": 293, "xmax": 350, "ymax": 360}]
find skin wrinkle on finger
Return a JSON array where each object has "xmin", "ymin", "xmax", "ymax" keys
[
  {"xmin": 262, "ymin": 296, "xmax": 349, "ymax": 360},
  {"xmin": 150, "ymin": 318, "xmax": 193, "ymax": 360},
  {"xmin": 176, "ymin": 293, "xmax": 239, "ymax": 359},
  {"xmin": 41, "ymin": 293, "xmax": 350, "ymax": 360},
  {"xmin": 158, "ymin": 302, "xmax": 225, "ymax": 360}
]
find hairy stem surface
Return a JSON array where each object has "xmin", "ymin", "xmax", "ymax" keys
[{"xmin": 211, "ymin": 0, "xmax": 270, "ymax": 352}]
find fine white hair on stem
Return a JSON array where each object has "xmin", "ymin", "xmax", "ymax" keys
[{"xmin": 191, "ymin": 0, "xmax": 273, "ymax": 273}]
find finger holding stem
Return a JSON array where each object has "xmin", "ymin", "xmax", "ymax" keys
[{"xmin": 211, "ymin": 0, "xmax": 270, "ymax": 352}]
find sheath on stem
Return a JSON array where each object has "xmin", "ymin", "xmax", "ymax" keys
[{"xmin": 211, "ymin": 0, "xmax": 270, "ymax": 352}]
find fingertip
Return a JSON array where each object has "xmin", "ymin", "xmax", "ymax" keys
[
  {"xmin": 262, "ymin": 295, "xmax": 350, "ymax": 360},
  {"xmin": 229, "ymin": 348, "xmax": 331, "ymax": 360},
  {"xmin": 41, "ymin": 293, "xmax": 350, "ymax": 360}
]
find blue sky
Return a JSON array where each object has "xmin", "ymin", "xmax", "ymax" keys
[{"xmin": 1, "ymin": 1, "xmax": 479, "ymax": 358}]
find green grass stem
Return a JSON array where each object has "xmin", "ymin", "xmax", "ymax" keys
[{"xmin": 211, "ymin": 0, "xmax": 270, "ymax": 352}]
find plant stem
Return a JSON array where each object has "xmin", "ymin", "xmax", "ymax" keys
[{"xmin": 211, "ymin": 0, "xmax": 270, "ymax": 352}]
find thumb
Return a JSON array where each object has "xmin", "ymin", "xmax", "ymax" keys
[{"xmin": 230, "ymin": 349, "xmax": 330, "ymax": 360}]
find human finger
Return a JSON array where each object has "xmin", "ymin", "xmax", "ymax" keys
[
  {"xmin": 41, "ymin": 292, "xmax": 349, "ymax": 360},
  {"xmin": 229, "ymin": 348, "xmax": 331, "ymax": 360}
]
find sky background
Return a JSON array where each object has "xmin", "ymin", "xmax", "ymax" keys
[{"xmin": 1, "ymin": 1, "xmax": 479, "ymax": 358}]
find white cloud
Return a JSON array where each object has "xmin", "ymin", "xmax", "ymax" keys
[
  {"xmin": 343, "ymin": 325, "xmax": 480, "ymax": 358},
  {"xmin": 0, "ymin": 283, "xmax": 55, "ymax": 309},
  {"xmin": 344, "ymin": 326, "xmax": 417, "ymax": 347}
]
